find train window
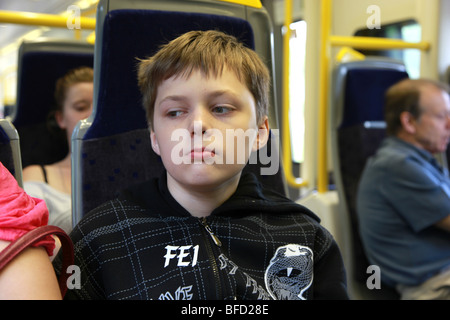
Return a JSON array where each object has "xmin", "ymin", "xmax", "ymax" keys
[
  {"xmin": 354, "ymin": 19, "xmax": 421, "ymax": 78},
  {"xmin": 288, "ymin": 20, "xmax": 307, "ymax": 163}
]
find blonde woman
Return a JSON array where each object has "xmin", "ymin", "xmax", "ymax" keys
[{"xmin": 22, "ymin": 67, "xmax": 93, "ymax": 233}]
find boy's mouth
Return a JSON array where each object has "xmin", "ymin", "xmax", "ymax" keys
[{"xmin": 190, "ymin": 147, "xmax": 216, "ymax": 161}]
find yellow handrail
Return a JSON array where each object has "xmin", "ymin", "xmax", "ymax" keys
[
  {"xmin": 217, "ymin": 0, "xmax": 262, "ymax": 9},
  {"xmin": 330, "ymin": 35, "xmax": 430, "ymax": 50},
  {"xmin": 0, "ymin": 10, "xmax": 96, "ymax": 29}
]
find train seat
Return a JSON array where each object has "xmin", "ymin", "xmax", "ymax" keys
[
  {"xmin": 0, "ymin": 119, "xmax": 23, "ymax": 186},
  {"xmin": 11, "ymin": 39, "xmax": 93, "ymax": 169},
  {"xmin": 331, "ymin": 58, "xmax": 409, "ymax": 299},
  {"xmin": 72, "ymin": 0, "xmax": 285, "ymax": 225}
]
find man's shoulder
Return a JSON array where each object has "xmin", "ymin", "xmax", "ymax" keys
[{"xmin": 367, "ymin": 139, "xmax": 421, "ymax": 175}]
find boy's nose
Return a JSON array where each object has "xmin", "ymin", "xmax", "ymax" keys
[
  {"xmin": 189, "ymin": 120, "xmax": 206, "ymax": 138},
  {"xmin": 189, "ymin": 108, "xmax": 211, "ymax": 136}
]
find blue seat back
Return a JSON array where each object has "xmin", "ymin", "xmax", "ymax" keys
[
  {"xmin": 12, "ymin": 39, "xmax": 93, "ymax": 168},
  {"xmin": 72, "ymin": 0, "xmax": 284, "ymax": 224},
  {"xmin": 331, "ymin": 58, "xmax": 408, "ymax": 296}
]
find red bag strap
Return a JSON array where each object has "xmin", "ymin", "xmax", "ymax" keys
[{"xmin": 0, "ymin": 225, "xmax": 74, "ymax": 297}]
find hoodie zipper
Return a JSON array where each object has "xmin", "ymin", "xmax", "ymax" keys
[
  {"xmin": 200, "ymin": 217, "xmax": 222, "ymax": 247},
  {"xmin": 199, "ymin": 217, "xmax": 222, "ymax": 299}
]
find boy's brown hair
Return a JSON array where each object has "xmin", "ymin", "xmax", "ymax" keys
[{"xmin": 137, "ymin": 30, "xmax": 270, "ymax": 129}]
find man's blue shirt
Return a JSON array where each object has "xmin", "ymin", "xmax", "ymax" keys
[{"xmin": 357, "ymin": 136, "xmax": 450, "ymax": 286}]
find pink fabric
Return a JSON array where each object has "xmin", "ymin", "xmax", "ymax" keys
[{"xmin": 0, "ymin": 162, "xmax": 55, "ymax": 255}]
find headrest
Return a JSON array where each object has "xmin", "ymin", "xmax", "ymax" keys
[
  {"xmin": 85, "ymin": 9, "xmax": 255, "ymax": 140},
  {"xmin": 340, "ymin": 68, "xmax": 408, "ymax": 128},
  {"xmin": 13, "ymin": 51, "xmax": 94, "ymax": 127}
]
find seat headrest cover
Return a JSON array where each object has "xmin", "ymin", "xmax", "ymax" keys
[
  {"xmin": 340, "ymin": 68, "xmax": 408, "ymax": 128},
  {"xmin": 14, "ymin": 51, "xmax": 93, "ymax": 127}
]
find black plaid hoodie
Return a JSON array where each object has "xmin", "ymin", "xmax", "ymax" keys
[{"xmin": 60, "ymin": 172, "xmax": 348, "ymax": 300}]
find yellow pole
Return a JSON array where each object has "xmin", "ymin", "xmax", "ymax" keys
[
  {"xmin": 0, "ymin": 10, "xmax": 96, "ymax": 29},
  {"xmin": 317, "ymin": 0, "xmax": 331, "ymax": 193},
  {"xmin": 282, "ymin": 0, "xmax": 308, "ymax": 188}
]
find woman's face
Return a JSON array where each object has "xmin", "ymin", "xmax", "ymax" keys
[{"xmin": 56, "ymin": 82, "xmax": 94, "ymax": 142}]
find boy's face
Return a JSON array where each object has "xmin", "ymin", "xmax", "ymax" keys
[{"xmin": 150, "ymin": 68, "xmax": 269, "ymax": 192}]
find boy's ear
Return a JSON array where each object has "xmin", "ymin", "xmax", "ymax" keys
[
  {"xmin": 150, "ymin": 130, "xmax": 161, "ymax": 155},
  {"xmin": 252, "ymin": 117, "xmax": 270, "ymax": 152}
]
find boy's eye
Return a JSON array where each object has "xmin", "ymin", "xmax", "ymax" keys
[
  {"xmin": 212, "ymin": 105, "xmax": 233, "ymax": 114},
  {"xmin": 167, "ymin": 110, "xmax": 184, "ymax": 118}
]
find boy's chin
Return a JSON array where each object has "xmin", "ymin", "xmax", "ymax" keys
[{"xmin": 169, "ymin": 164, "xmax": 244, "ymax": 184}]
